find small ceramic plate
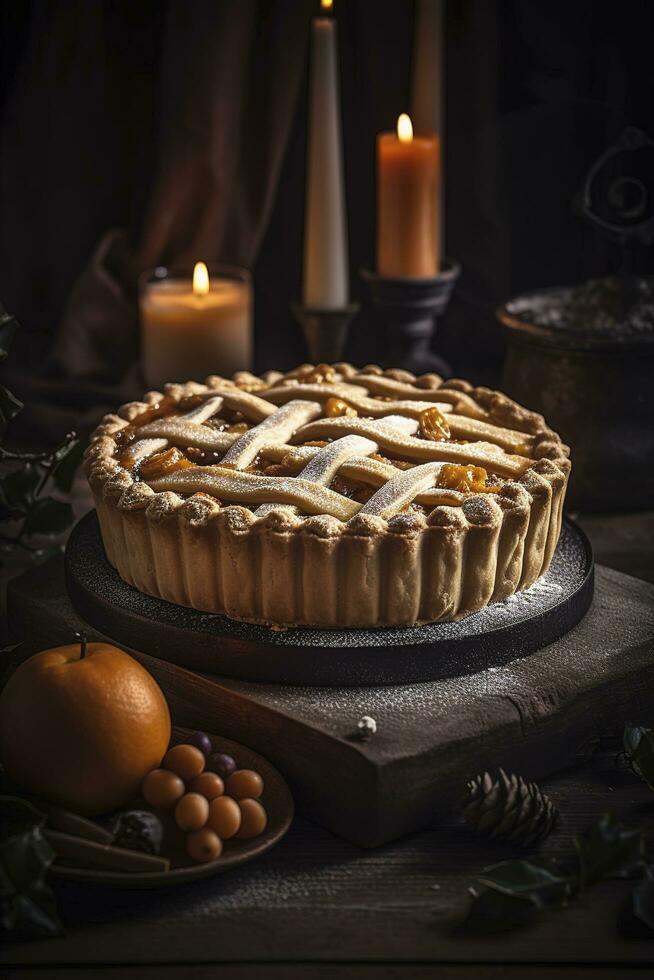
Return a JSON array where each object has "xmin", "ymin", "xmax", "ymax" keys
[{"xmin": 51, "ymin": 728, "xmax": 294, "ymax": 888}]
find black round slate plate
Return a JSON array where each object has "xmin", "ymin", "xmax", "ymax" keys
[{"xmin": 65, "ymin": 512, "xmax": 594, "ymax": 687}]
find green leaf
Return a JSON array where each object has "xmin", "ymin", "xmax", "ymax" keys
[
  {"xmin": 50, "ymin": 437, "xmax": 84, "ymax": 494},
  {"xmin": 0, "ymin": 384, "xmax": 23, "ymax": 437},
  {"xmin": 22, "ymin": 498, "xmax": 73, "ymax": 537},
  {"xmin": 624, "ymin": 724, "xmax": 654, "ymax": 791},
  {"xmin": 478, "ymin": 859, "xmax": 572, "ymax": 910},
  {"xmin": 30, "ymin": 543, "xmax": 63, "ymax": 564},
  {"xmin": 0, "ymin": 464, "xmax": 42, "ymax": 516},
  {"xmin": 633, "ymin": 867, "xmax": 654, "ymax": 933},
  {"xmin": 0, "ymin": 307, "xmax": 18, "ymax": 361},
  {"xmin": 463, "ymin": 886, "xmax": 535, "ymax": 934},
  {"xmin": 0, "ymin": 796, "xmax": 63, "ymax": 940},
  {"xmin": 575, "ymin": 812, "xmax": 644, "ymax": 888},
  {"xmin": 0, "ymin": 796, "xmax": 44, "ymax": 838},
  {"xmin": 0, "ymin": 496, "xmax": 18, "ymax": 522}
]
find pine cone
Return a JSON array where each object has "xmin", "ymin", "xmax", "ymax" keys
[{"xmin": 462, "ymin": 769, "xmax": 558, "ymax": 845}]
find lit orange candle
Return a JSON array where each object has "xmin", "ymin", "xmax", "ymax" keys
[{"xmin": 377, "ymin": 113, "xmax": 440, "ymax": 278}]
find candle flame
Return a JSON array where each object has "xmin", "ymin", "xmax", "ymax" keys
[
  {"xmin": 397, "ymin": 113, "xmax": 413, "ymax": 143},
  {"xmin": 193, "ymin": 261, "xmax": 209, "ymax": 297},
  {"xmin": 321, "ymin": 0, "xmax": 333, "ymax": 9}
]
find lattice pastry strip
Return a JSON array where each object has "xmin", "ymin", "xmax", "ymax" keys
[
  {"xmin": 149, "ymin": 466, "xmax": 360, "ymax": 521},
  {"xmin": 347, "ymin": 374, "xmax": 488, "ymax": 419},
  {"xmin": 442, "ymin": 415, "xmax": 533, "ymax": 454},
  {"xmin": 221, "ymin": 400, "xmax": 323, "ymax": 469},
  {"xmin": 293, "ymin": 416, "xmax": 531, "ymax": 477},
  {"xmin": 360, "ymin": 462, "xmax": 445, "ymax": 518},
  {"xmin": 125, "ymin": 395, "xmax": 227, "ymax": 468},
  {"xmin": 135, "ymin": 418, "xmax": 240, "ymax": 454},
  {"xmin": 262, "ymin": 382, "xmax": 453, "ymax": 419},
  {"xmin": 255, "ymin": 433, "xmax": 379, "ymax": 517},
  {"xmin": 201, "ymin": 387, "xmax": 278, "ymax": 422},
  {"xmin": 262, "ymin": 380, "xmax": 366, "ymax": 403},
  {"xmin": 258, "ymin": 444, "xmax": 464, "ymax": 507}
]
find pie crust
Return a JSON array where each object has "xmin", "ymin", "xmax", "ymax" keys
[{"xmin": 84, "ymin": 363, "xmax": 571, "ymax": 628}]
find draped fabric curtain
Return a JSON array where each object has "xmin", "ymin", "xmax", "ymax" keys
[
  {"xmin": 0, "ymin": 0, "xmax": 316, "ymax": 437},
  {"xmin": 138, "ymin": 0, "xmax": 313, "ymax": 273}
]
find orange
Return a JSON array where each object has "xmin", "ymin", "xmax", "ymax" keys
[{"xmin": 0, "ymin": 640, "xmax": 171, "ymax": 816}]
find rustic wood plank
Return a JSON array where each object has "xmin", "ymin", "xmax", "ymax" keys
[
  {"xmin": 2, "ymin": 747, "xmax": 653, "ymax": 968},
  {"xmin": 576, "ymin": 510, "xmax": 654, "ymax": 584}
]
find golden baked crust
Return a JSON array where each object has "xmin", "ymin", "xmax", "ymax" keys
[{"xmin": 84, "ymin": 363, "xmax": 570, "ymax": 628}]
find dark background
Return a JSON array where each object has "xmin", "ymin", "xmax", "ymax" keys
[{"xmin": 1, "ymin": 0, "xmax": 653, "ymax": 442}]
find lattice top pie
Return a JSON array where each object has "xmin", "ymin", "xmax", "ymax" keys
[{"xmin": 85, "ymin": 363, "xmax": 570, "ymax": 628}]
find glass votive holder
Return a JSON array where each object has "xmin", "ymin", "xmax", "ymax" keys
[{"xmin": 139, "ymin": 264, "xmax": 253, "ymax": 389}]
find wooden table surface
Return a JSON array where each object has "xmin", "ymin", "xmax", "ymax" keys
[{"xmin": 2, "ymin": 510, "xmax": 654, "ymax": 978}]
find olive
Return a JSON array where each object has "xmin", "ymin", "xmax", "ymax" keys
[
  {"xmin": 188, "ymin": 731, "xmax": 213, "ymax": 756},
  {"xmin": 206, "ymin": 752, "xmax": 236, "ymax": 780}
]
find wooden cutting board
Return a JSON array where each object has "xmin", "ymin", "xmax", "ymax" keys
[{"xmin": 7, "ymin": 557, "xmax": 654, "ymax": 847}]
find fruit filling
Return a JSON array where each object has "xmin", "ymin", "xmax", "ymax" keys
[
  {"xmin": 324, "ymin": 396, "xmax": 357, "ymax": 418},
  {"xmin": 140, "ymin": 447, "xmax": 195, "ymax": 479},
  {"xmin": 437, "ymin": 463, "xmax": 500, "ymax": 494},
  {"xmin": 419, "ymin": 406, "xmax": 451, "ymax": 441}
]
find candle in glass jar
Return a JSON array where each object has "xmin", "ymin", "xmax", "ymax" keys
[
  {"xmin": 140, "ymin": 263, "xmax": 252, "ymax": 388},
  {"xmin": 377, "ymin": 114, "xmax": 440, "ymax": 278}
]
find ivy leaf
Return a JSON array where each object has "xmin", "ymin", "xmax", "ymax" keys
[
  {"xmin": 30, "ymin": 543, "xmax": 63, "ymax": 564},
  {"xmin": 22, "ymin": 498, "xmax": 73, "ymax": 537},
  {"xmin": 50, "ymin": 437, "xmax": 84, "ymax": 494},
  {"xmin": 633, "ymin": 867, "xmax": 654, "ymax": 933},
  {"xmin": 623, "ymin": 724, "xmax": 654, "ymax": 791},
  {"xmin": 0, "ymin": 384, "xmax": 23, "ymax": 438},
  {"xmin": 463, "ymin": 807, "xmax": 648, "ymax": 935},
  {"xmin": 575, "ymin": 812, "xmax": 644, "ymax": 889},
  {"xmin": 0, "ymin": 497, "xmax": 16, "ymax": 523},
  {"xmin": 0, "ymin": 796, "xmax": 63, "ymax": 939},
  {"xmin": 478, "ymin": 859, "xmax": 572, "ymax": 910},
  {"xmin": 0, "ymin": 464, "xmax": 42, "ymax": 517},
  {"xmin": 0, "ymin": 306, "xmax": 18, "ymax": 361},
  {"xmin": 463, "ymin": 886, "xmax": 535, "ymax": 934}
]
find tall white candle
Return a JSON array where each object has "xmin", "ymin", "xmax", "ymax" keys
[
  {"xmin": 303, "ymin": 0, "xmax": 349, "ymax": 310},
  {"xmin": 411, "ymin": 0, "xmax": 445, "ymax": 256}
]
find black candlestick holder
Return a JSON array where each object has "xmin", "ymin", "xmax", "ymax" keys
[
  {"xmin": 362, "ymin": 259, "xmax": 461, "ymax": 377},
  {"xmin": 292, "ymin": 302, "xmax": 360, "ymax": 365}
]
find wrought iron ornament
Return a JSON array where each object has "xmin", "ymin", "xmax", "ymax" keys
[{"xmin": 581, "ymin": 126, "xmax": 654, "ymax": 247}]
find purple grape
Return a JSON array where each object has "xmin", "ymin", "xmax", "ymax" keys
[
  {"xmin": 206, "ymin": 752, "xmax": 236, "ymax": 779},
  {"xmin": 188, "ymin": 731, "xmax": 213, "ymax": 756}
]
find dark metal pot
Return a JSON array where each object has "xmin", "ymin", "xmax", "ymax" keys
[{"xmin": 498, "ymin": 284, "xmax": 654, "ymax": 512}]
